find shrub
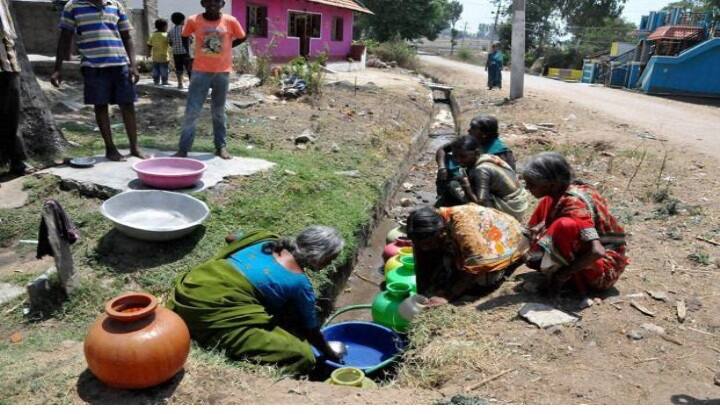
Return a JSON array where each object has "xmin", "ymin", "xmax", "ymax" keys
[
  {"xmin": 456, "ymin": 47, "xmax": 474, "ymax": 62},
  {"xmin": 368, "ymin": 39, "xmax": 418, "ymax": 69},
  {"xmin": 282, "ymin": 54, "xmax": 327, "ymax": 95}
]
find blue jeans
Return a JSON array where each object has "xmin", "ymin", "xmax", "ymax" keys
[
  {"xmin": 152, "ymin": 63, "xmax": 169, "ymax": 84},
  {"xmin": 178, "ymin": 72, "xmax": 229, "ymax": 153}
]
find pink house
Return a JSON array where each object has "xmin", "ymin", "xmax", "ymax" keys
[{"xmin": 231, "ymin": 0, "xmax": 373, "ymax": 61}]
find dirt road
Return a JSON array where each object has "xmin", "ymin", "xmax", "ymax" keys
[{"xmin": 420, "ymin": 55, "xmax": 720, "ymax": 157}]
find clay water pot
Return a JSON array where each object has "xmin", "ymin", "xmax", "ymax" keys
[
  {"xmin": 382, "ymin": 237, "xmax": 412, "ymax": 262},
  {"xmin": 385, "ymin": 223, "xmax": 407, "ymax": 244},
  {"xmin": 84, "ymin": 292, "xmax": 191, "ymax": 389}
]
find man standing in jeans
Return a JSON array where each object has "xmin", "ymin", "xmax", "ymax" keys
[
  {"xmin": 51, "ymin": 0, "xmax": 143, "ymax": 161},
  {"xmin": 0, "ymin": 0, "xmax": 33, "ymax": 177},
  {"xmin": 174, "ymin": 0, "xmax": 245, "ymax": 160}
]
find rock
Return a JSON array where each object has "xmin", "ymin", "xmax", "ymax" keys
[
  {"xmin": 0, "ymin": 283, "xmax": 24, "ymax": 305},
  {"xmin": 521, "ymin": 123, "xmax": 539, "ymax": 133},
  {"xmin": 330, "ymin": 143, "xmax": 340, "ymax": 153},
  {"xmin": 294, "ymin": 129, "xmax": 317, "ymax": 145},
  {"xmin": 641, "ymin": 323, "xmax": 666, "ymax": 335},
  {"xmin": 630, "ymin": 300, "xmax": 656, "ymax": 317},
  {"xmin": 546, "ymin": 325, "xmax": 563, "ymax": 335},
  {"xmin": 593, "ymin": 297, "xmax": 603, "ymax": 305},
  {"xmin": 52, "ymin": 99, "xmax": 84, "ymax": 113},
  {"xmin": 295, "ymin": 143, "xmax": 307, "ymax": 150},
  {"xmin": 402, "ymin": 182, "xmax": 414, "ymax": 192},
  {"xmin": 226, "ymin": 98, "xmax": 259, "ymax": 111},
  {"xmin": 627, "ymin": 330, "xmax": 644, "ymax": 340},
  {"xmin": 686, "ymin": 297, "xmax": 702, "ymax": 312},
  {"xmin": 0, "ymin": 177, "xmax": 29, "ymax": 210},
  {"xmin": 537, "ymin": 122, "xmax": 556, "ymax": 128},
  {"xmin": 9, "ymin": 331, "xmax": 23, "ymax": 343},
  {"xmin": 625, "ymin": 292, "xmax": 646, "ymax": 300},
  {"xmin": 61, "ymin": 339, "xmax": 78, "ymax": 349},
  {"xmin": 267, "ymin": 116, "xmax": 278, "ymax": 121},
  {"xmin": 335, "ymin": 170, "xmax": 361, "ymax": 178},
  {"xmin": 519, "ymin": 303, "xmax": 579, "ymax": 329},
  {"xmin": 400, "ymin": 197, "xmax": 414, "ymax": 207},
  {"xmin": 578, "ymin": 297, "xmax": 594, "ymax": 310},
  {"xmin": 715, "ymin": 372, "xmax": 720, "ymax": 387},
  {"xmin": 564, "ymin": 114, "xmax": 577, "ymax": 122},
  {"xmin": 647, "ymin": 290, "xmax": 669, "ymax": 302},
  {"xmin": 676, "ymin": 300, "xmax": 687, "ymax": 323}
]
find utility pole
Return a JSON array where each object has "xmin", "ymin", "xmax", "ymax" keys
[
  {"xmin": 510, "ymin": 0, "xmax": 525, "ymax": 100},
  {"xmin": 491, "ymin": 0, "xmax": 502, "ymax": 43}
]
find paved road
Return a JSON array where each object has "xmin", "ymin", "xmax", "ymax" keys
[{"xmin": 420, "ymin": 55, "xmax": 720, "ymax": 156}]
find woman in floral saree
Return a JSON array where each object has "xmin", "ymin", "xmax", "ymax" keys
[{"xmin": 522, "ymin": 152, "xmax": 628, "ymax": 294}]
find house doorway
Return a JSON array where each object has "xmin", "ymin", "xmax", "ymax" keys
[{"xmin": 289, "ymin": 12, "xmax": 321, "ymax": 58}]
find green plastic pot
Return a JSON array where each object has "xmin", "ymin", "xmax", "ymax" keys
[
  {"xmin": 385, "ymin": 256, "xmax": 417, "ymax": 293},
  {"xmin": 372, "ymin": 282, "xmax": 412, "ymax": 333}
]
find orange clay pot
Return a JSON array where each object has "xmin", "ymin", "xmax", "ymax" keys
[{"xmin": 84, "ymin": 292, "xmax": 191, "ymax": 389}]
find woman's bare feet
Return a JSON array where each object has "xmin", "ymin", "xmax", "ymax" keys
[
  {"xmin": 106, "ymin": 149, "xmax": 124, "ymax": 161},
  {"xmin": 216, "ymin": 147, "xmax": 232, "ymax": 160}
]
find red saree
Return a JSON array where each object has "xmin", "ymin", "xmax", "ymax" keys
[{"xmin": 528, "ymin": 183, "xmax": 628, "ymax": 293}]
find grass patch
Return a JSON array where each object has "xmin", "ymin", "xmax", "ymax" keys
[
  {"xmin": 369, "ymin": 40, "xmax": 419, "ymax": 69},
  {"xmin": 396, "ymin": 306, "xmax": 507, "ymax": 389}
]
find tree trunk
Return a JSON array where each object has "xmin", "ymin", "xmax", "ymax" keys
[{"xmin": 10, "ymin": 3, "xmax": 66, "ymax": 160}]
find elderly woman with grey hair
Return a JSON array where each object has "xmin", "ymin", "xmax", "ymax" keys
[
  {"xmin": 169, "ymin": 227, "xmax": 345, "ymax": 373},
  {"xmin": 522, "ymin": 152, "xmax": 628, "ymax": 294}
]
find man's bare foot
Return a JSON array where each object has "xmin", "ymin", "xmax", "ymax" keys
[
  {"xmin": 130, "ymin": 149, "xmax": 146, "ymax": 159},
  {"xmin": 172, "ymin": 151, "xmax": 188, "ymax": 158},
  {"xmin": 216, "ymin": 147, "xmax": 232, "ymax": 160},
  {"xmin": 106, "ymin": 150, "xmax": 124, "ymax": 161}
]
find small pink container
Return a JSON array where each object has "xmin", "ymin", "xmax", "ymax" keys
[{"xmin": 132, "ymin": 157, "xmax": 207, "ymax": 189}]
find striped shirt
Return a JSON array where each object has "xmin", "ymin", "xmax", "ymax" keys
[
  {"xmin": 168, "ymin": 25, "xmax": 187, "ymax": 55},
  {"xmin": 59, "ymin": 0, "xmax": 131, "ymax": 68}
]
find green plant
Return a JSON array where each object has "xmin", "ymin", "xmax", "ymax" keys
[
  {"xmin": 456, "ymin": 47, "xmax": 474, "ymax": 62},
  {"xmin": 368, "ymin": 39, "xmax": 418, "ymax": 69},
  {"xmin": 688, "ymin": 250, "xmax": 711, "ymax": 266},
  {"xmin": 282, "ymin": 54, "xmax": 326, "ymax": 95}
]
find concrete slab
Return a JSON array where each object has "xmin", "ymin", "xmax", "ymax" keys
[
  {"xmin": 0, "ymin": 176, "xmax": 29, "ymax": 209},
  {"xmin": 136, "ymin": 74, "xmax": 261, "ymax": 99},
  {"xmin": 42, "ymin": 149, "xmax": 275, "ymax": 197},
  {"xmin": 519, "ymin": 303, "xmax": 579, "ymax": 328},
  {"xmin": 0, "ymin": 282, "xmax": 24, "ymax": 306}
]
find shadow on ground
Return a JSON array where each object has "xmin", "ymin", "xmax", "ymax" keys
[
  {"xmin": 93, "ymin": 227, "xmax": 206, "ymax": 273},
  {"xmin": 76, "ymin": 369, "xmax": 185, "ymax": 404},
  {"xmin": 671, "ymin": 394, "xmax": 720, "ymax": 405}
]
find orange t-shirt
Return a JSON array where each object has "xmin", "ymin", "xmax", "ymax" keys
[{"xmin": 183, "ymin": 14, "xmax": 246, "ymax": 73}]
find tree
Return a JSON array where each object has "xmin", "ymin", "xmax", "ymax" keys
[
  {"xmin": 10, "ymin": 1, "xmax": 66, "ymax": 159},
  {"xmin": 559, "ymin": 0, "xmax": 627, "ymax": 39},
  {"xmin": 356, "ymin": 0, "xmax": 453, "ymax": 41},
  {"xmin": 448, "ymin": 1, "xmax": 463, "ymax": 55}
]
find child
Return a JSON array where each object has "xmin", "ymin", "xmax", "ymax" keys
[
  {"xmin": 174, "ymin": 0, "xmax": 246, "ymax": 160},
  {"xmin": 51, "ymin": 0, "xmax": 143, "ymax": 161},
  {"xmin": 147, "ymin": 18, "xmax": 170, "ymax": 86},
  {"xmin": 168, "ymin": 12, "xmax": 192, "ymax": 89}
]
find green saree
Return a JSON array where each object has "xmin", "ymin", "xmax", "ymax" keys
[{"xmin": 167, "ymin": 230, "xmax": 316, "ymax": 373}]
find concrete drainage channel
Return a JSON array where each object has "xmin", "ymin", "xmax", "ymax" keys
[{"xmin": 315, "ymin": 86, "xmax": 460, "ymax": 382}]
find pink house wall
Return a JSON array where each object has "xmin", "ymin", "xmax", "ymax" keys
[{"xmin": 232, "ymin": 0, "xmax": 355, "ymax": 59}]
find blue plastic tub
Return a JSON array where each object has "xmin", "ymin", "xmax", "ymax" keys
[{"xmin": 313, "ymin": 320, "xmax": 406, "ymax": 374}]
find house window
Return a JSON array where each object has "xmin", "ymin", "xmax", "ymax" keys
[
  {"xmin": 288, "ymin": 12, "xmax": 321, "ymax": 38},
  {"xmin": 331, "ymin": 16, "xmax": 344, "ymax": 41},
  {"xmin": 247, "ymin": 5, "xmax": 268, "ymax": 37}
]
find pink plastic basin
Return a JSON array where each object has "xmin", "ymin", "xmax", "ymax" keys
[{"xmin": 132, "ymin": 157, "xmax": 207, "ymax": 189}]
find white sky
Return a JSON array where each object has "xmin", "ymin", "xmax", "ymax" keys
[{"xmin": 458, "ymin": 0, "xmax": 673, "ymax": 33}]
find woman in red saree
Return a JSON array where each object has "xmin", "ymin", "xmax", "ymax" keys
[{"xmin": 522, "ymin": 152, "xmax": 628, "ymax": 293}]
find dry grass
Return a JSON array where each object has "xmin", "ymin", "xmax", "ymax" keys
[{"xmin": 396, "ymin": 306, "xmax": 509, "ymax": 389}]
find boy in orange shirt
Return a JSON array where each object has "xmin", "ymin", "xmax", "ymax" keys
[{"xmin": 175, "ymin": 0, "xmax": 245, "ymax": 159}]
